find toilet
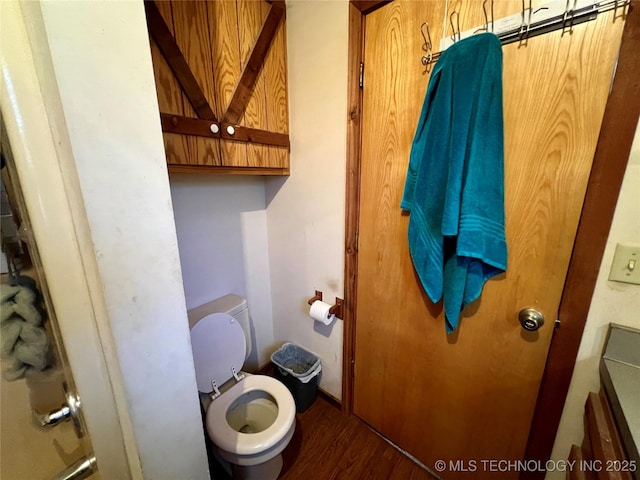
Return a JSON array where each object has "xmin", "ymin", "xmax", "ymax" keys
[{"xmin": 188, "ymin": 295, "xmax": 296, "ymax": 480}]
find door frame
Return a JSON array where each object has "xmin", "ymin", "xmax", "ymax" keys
[
  {"xmin": 1, "ymin": 2, "xmax": 141, "ymax": 477},
  {"xmin": 341, "ymin": 0, "xmax": 640, "ymax": 475}
]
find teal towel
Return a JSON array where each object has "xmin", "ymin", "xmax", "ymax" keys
[{"xmin": 400, "ymin": 33, "xmax": 507, "ymax": 333}]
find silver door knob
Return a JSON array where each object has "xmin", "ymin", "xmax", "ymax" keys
[
  {"xmin": 39, "ymin": 404, "xmax": 72, "ymax": 427},
  {"xmin": 50, "ymin": 456, "xmax": 96, "ymax": 480},
  {"xmin": 36, "ymin": 383, "xmax": 84, "ymax": 438},
  {"xmin": 518, "ymin": 308, "xmax": 545, "ymax": 331}
]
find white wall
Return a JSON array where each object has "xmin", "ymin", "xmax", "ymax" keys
[
  {"xmin": 547, "ymin": 122, "xmax": 640, "ymax": 478},
  {"xmin": 32, "ymin": 2, "xmax": 210, "ymax": 478},
  {"xmin": 266, "ymin": 0, "xmax": 349, "ymax": 400},
  {"xmin": 170, "ymin": 175, "xmax": 274, "ymax": 370}
]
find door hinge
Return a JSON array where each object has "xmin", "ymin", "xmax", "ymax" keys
[
  {"xmin": 354, "ymin": 231, "xmax": 359, "ymax": 252},
  {"xmin": 554, "ymin": 319, "xmax": 561, "ymax": 328},
  {"xmin": 359, "ymin": 62, "xmax": 364, "ymax": 89}
]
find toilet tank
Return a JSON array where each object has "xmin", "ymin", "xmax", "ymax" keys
[{"xmin": 187, "ymin": 294, "xmax": 252, "ymax": 361}]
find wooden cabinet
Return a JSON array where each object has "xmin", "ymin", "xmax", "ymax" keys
[
  {"xmin": 568, "ymin": 389, "xmax": 633, "ymax": 480},
  {"xmin": 145, "ymin": 0, "xmax": 290, "ymax": 175}
]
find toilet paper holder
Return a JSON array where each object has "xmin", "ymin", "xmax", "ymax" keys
[
  {"xmin": 307, "ymin": 291, "xmax": 343, "ymax": 320},
  {"xmin": 329, "ymin": 298, "xmax": 343, "ymax": 320},
  {"xmin": 308, "ymin": 290, "xmax": 323, "ymax": 305}
]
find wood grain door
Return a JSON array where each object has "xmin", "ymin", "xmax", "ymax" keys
[{"xmin": 353, "ymin": 1, "xmax": 625, "ymax": 478}]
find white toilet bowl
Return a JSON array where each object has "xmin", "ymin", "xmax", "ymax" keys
[
  {"xmin": 189, "ymin": 297, "xmax": 296, "ymax": 480},
  {"xmin": 206, "ymin": 374, "xmax": 295, "ymax": 479}
]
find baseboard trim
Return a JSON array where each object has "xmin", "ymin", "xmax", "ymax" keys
[
  {"xmin": 317, "ymin": 388, "xmax": 341, "ymax": 411},
  {"xmin": 255, "ymin": 361, "xmax": 274, "ymax": 376}
]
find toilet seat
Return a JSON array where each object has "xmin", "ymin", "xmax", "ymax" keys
[
  {"xmin": 206, "ymin": 375, "xmax": 296, "ymax": 456},
  {"xmin": 190, "ymin": 312, "xmax": 246, "ymax": 393}
]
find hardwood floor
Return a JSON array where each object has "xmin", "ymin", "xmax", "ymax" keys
[
  {"xmin": 205, "ymin": 385, "xmax": 437, "ymax": 479},
  {"xmin": 279, "ymin": 395, "xmax": 437, "ymax": 480}
]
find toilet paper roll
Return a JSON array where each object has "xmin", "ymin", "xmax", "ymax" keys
[{"xmin": 309, "ymin": 300, "xmax": 335, "ymax": 326}]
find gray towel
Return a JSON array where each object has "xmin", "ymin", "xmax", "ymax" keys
[{"xmin": 0, "ymin": 282, "xmax": 51, "ymax": 380}]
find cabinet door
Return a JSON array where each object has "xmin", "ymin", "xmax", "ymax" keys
[{"xmin": 147, "ymin": 0, "xmax": 290, "ymax": 175}]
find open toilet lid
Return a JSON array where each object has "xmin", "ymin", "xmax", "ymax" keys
[{"xmin": 190, "ymin": 312, "xmax": 246, "ymax": 393}]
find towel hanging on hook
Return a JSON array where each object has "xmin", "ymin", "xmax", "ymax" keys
[{"xmin": 401, "ymin": 32, "xmax": 507, "ymax": 333}]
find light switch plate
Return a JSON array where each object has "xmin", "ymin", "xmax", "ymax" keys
[{"xmin": 609, "ymin": 243, "xmax": 640, "ymax": 285}]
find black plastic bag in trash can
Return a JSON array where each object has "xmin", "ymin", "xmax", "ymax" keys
[{"xmin": 271, "ymin": 342, "xmax": 321, "ymax": 412}]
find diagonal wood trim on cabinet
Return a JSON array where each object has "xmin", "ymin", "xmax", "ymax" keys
[
  {"xmin": 144, "ymin": 0, "xmax": 217, "ymax": 122},
  {"xmin": 222, "ymin": 1, "xmax": 286, "ymax": 124}
]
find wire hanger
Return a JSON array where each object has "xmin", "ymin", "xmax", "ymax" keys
[
  {"xmin": 518, "ymin": 0, "xmax": 533, "ymax": 45},
  {"xmin": 474, "ymin": 0, "xmax": 494, "ymax": 34},
  {"xmin": 420, "ymin": 22, "xmax": 433, "ymax": 73},
  {"xmin": 562, "ymin": 0, "xmax": 578, "ymax": 34},
  {"xmin": 476, "ymin": 0, "xmax": 493, "ymax": 32},
  {"xmin": 449, "ymin": 0, "xmax": 462, "ymax": 43}
]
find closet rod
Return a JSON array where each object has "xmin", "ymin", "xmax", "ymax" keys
[{"xmin": 422, "ymin": 0, "xmax": 629, "ymax": 66}]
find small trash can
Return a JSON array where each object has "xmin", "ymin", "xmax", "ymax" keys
[{"xmin": 271, "ymin": 342, "xmax": 321, "ymax": 413}]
